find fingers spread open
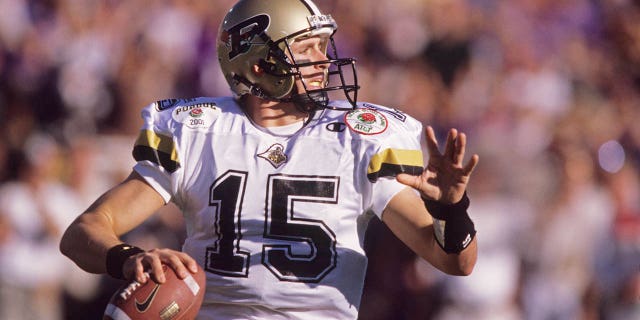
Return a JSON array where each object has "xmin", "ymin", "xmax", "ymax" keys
[
  {"xmin": 453, "ymin": 132, "xmax": 467, "ymax": 165},
  {"xmin": 463, "ymin": 154, "xmax": 480, "ymax": 176},
  {"xmin": 396, "ymin": 173, "xmax": 420, "ymax": 189},
  {"xmin": 443, "ymin": 128, "xmax": 458, "ymax": 161},
  {"xmin": 425, "ymin": 126, "xmax": 441, "ymax": 157}
]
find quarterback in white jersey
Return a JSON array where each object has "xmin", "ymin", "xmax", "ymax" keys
[
  {"xmin": 60, "ymin": 0, "xmax": 479, "ymax": 319},
  {"xmin": 132, "ymin": 97, "xmax": 424, "ymax": 318}
]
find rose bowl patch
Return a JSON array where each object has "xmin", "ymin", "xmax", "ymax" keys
[{"xmin": 344, "ymin": 108, "xmax": 388, "ymax": 135}]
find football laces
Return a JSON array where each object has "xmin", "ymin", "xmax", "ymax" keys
[{"xmin": 119, "ymin": 272, "xmax": 150, "ymax": 300}]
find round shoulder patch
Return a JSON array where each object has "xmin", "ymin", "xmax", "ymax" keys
[
  {"xmin": 172, "ymin": 103, "xmax": 220, "ymax": 129},
  {"xmin": 344, "ymin": 108, "xmax": 388, "ymax": 135}
]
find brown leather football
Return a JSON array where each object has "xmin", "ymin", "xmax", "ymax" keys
[{"xmin": 103, "ymin": 264, "xmax": 206, "ymax": 320}]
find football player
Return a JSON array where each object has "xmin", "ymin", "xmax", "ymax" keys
[{"xmin": 60, "ymin": 0, "xmax": 479, "ymax": 319}]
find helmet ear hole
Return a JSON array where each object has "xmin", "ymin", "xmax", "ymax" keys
[
  {"xmin": 252, "ymin": 64, "xmax": 265, "ymax": 76},
  {"xmin": 267, "ymin": 73, "xmax": 296, "ymax": 99},
  {"xmin": 255, "ymin": 58, "xmax": 296, "ymax": 98},
  {"xmin": 258, "ymin": 59, "xmax": 278, "ymax": 74}
]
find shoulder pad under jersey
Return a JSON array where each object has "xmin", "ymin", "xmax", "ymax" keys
[
  {"xmin": 339, "ymin": 101, "xmax": 421, "ymax": 137},
  {"xmin": 132, "ymin": 97, "xmax": 233, "ymax": 173},
  {"xmin": 336, "ymin": 101, "xmax": 425, "ymax": 182}
]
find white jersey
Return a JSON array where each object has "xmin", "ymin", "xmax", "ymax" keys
[{"xmin": 132, "ymin": 97, "xmax": 424, "ymax": 320}]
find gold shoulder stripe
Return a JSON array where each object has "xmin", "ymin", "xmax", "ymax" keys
[
  {"xmin": 134, "ymin": 130, "xmax": 179, "ymax": 161},
  {"xmin": 132, "ymin": 130, "xmax": 180, "ymax": 173},
  {"xmin": 367, "ymin": 148, "xmax": 424, "ymax": 182},
  {"xmin": 368, "ymin": 148, "xmax": 423, "ymax": 173}
]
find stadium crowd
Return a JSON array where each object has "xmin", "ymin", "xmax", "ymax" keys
[{"xmin": 0, "ymin": 0, "xmax": 639, "ymax": 319}]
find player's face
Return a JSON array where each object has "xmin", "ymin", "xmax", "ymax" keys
[{"xmin": 288, "ymin": 35, "xmax": 330, "ymax": 92}]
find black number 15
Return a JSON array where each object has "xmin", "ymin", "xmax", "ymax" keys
[{"xmin": 205, "ymin": 170, "xmax": 339, "ymax": 283}]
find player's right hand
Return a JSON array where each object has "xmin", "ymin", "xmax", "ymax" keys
[
  {"xmin": 397, "ymin": 126, "xmax": 478, "ymax": 205},
  {"xmin": 122, "ymin": 248, "xmax": 199, "ymax": 284}
]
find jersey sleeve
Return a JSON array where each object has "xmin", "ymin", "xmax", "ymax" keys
[
  {"xmin": 131, "ymin": 101, "xmax": 182, "ymax": 203},
  {"xmin": 359, "ymin": 106, "xmax": 425, "ymax": 218}
]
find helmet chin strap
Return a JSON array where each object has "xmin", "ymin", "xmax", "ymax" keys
[
  {"xmin": 233, "ymin": 73, "xmax": 329, "ymax": 113},
  {"xmin": 287, "ymin": 91, "xmax": 328, "ymax": 113}
]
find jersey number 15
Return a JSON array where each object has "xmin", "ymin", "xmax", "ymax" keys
[{"xmin": 206, "ymin": 170, "xmax": 339, "ymax": 283}]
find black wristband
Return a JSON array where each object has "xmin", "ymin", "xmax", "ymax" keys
[
  {"xmin": 423, "ymin": 193, "xmax": 476, "ymax": 254},
  {"xmin": 106, "ymin": 243, "xmax": 144, "ymax": 280}
]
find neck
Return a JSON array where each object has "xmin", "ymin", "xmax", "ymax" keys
[{"xmin": 240, "ymin": 95, "xmax": 309, "ymax": 127}]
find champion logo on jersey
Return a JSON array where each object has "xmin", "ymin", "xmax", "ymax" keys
[
  {"xmin": 344, "ymin": 108, "xmax": 388, "ymax": 135},
  {"xmin": 257, "ymin": 143, "xmax": 288, "ymax": 168}
]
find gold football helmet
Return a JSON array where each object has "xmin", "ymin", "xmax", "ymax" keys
[{"xmin": 217, "ymin": 0, "xmax": 359, "ymax": 111}]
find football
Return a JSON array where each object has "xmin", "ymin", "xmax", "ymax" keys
[{"xmin": 103, "ymin": 264, "xmax": 206, "ymax": 320}]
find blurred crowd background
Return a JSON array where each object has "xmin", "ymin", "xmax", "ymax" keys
[{"xmin": 0, "ymin": 0, "xmax": 639, "ymax": 319}]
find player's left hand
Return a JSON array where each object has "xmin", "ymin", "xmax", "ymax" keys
[{"xmin": 397, "ymin": 126, "xmax": 479, "ymax": 204}]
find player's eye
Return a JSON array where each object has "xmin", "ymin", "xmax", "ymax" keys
[
  {"xmin": 292, "ymin": 38, "xmax": 326, "ymax": 58},
  {"xmin": 296, "ymin": 46, "xmax": 311, "ymax": 55}
]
